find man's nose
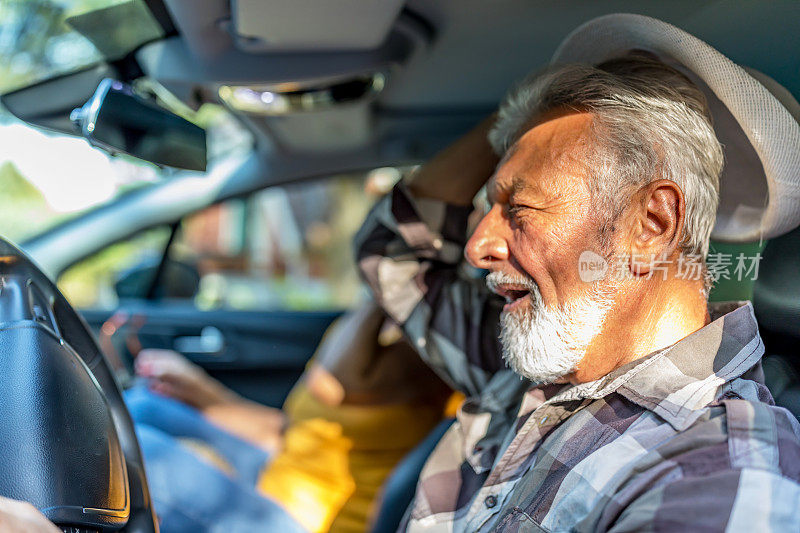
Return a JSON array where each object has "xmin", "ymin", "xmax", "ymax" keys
[{"xmin": 465, "ymin": 207, "xmax": 510, "ymax": 269}]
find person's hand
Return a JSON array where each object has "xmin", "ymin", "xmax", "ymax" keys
[
  {"xmin": 0, "ymin": 496, "xmax": 60, "ymax": 533},
  {"xmin": 135, "ymin": 349, "xmax": 286, "ymax": 452},
  {"xmin": 135, "ymin": 349, "xmax": 238, "ymax": 410},
  {"xmin": 203, "ymin": 401, "xmax": 286, "ymax": 455}
]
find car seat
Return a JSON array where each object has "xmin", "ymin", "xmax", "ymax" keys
[{"xmin": 371, "ymin": 418, "xmax": 454, "ymax": 533}]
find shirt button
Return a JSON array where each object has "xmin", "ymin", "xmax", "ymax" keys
[{"xmin": 484, "ymin": 495, "xmax": 498, "ymax": 508}]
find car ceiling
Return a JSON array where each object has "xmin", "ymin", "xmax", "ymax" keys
[
  {"xmin": 133, "ymin": 0, "xmax": 800, "ymax": 164},
  {"xmin": 384, "ymin": 0, "xmax": 800, "ymax": 108}
]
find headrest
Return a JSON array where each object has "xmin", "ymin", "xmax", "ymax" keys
[{"xmin": 753, "ymin": 226, "xmax": 800, "ymax": 339}]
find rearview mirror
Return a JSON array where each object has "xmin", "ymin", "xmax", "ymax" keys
[{"xmin": 71, "ymin": 79, "xmax": 207, "ymax": 171}]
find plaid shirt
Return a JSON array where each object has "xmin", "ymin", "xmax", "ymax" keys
[{"xmin": 355, "ymin": 184, "xmax": 800, "ymax": 532}]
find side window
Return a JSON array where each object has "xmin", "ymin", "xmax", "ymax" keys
[
  {"xmin": 707, "ymin": 240, "xmax": 767, "ymax": 302},
  {"xmin": 174, "ymin": 174, "xmax": 375, "ymax": 310},
  {"xmin": 58, "ymin": 172, "xmax": 396, "ymax": 311},
  {"xmin": 58, "ymin": 227, "xmax": 172, "ymax": 309}
]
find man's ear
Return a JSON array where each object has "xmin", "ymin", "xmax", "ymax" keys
[{"xmin": 628, "ymin": 179, "xmax": 685, "ymax": 276}]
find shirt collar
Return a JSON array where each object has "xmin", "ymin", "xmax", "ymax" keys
[{"xmin": 540, "ymin": 301, "xmax": 764, "ymax": 431}]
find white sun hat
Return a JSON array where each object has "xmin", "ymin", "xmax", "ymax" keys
[{"xmin": 552, "ymin": 13, "xmax": 800, "ymax": 243}]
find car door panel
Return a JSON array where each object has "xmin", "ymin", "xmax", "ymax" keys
[{"xmin": 80, "ymin": 306, "xmax": 343, "ymax": 407}]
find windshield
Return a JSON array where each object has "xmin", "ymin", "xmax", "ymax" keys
[
  {"xmin": 0, "ymin": 0, "xmax": 163, "ymax": 95},
  {"xmin": 0, "ymin": 103, "xmax": 253, "ymax": 244},
  {"xmin": 0, "ymin": 109, "xmax": 159, "ymax": 242}
]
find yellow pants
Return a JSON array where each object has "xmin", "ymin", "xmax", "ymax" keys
[{"xmin": 257, "ymin": 382, "xmax": 452, "ymax": 533}]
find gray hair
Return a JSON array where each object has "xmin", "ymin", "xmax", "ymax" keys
[{"xmin": 488, "ymin": 54, "xmax": 723, "ymax": 259}]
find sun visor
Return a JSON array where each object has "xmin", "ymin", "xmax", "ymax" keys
[{"xmin": 231, "ymin": 0, "xmax": 405, "ymax": 52}]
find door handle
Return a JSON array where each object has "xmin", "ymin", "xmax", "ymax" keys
[{"xmin": 173, "ymin": 326, "xmax": 225, "ymax": 355}]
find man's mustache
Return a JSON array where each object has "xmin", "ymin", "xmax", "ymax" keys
[{"xmin": 486, "ymin": 271, "xmax": 538, "ymax": 293}]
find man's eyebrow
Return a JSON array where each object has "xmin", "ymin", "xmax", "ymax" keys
[
  {"xmin": 511, "ymin": 174, "xmax": 542, "ymax": 198},
  {"xmin": 486, "ymin": 173, "xmax": 542, "ymax": 205},
  {"xmin": 486, "ymin": 175, "xmax": 513, "ymax": 205}
]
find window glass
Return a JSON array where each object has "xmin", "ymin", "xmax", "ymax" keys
[
  {"xmin": 0, "ymin": 112, "xmax": 160, "ymax": 243},
  {"xmin": 0, "ymin": 0, "xmax": 163, "ymax": 94},
  {"xmin": 707, "ymin": 240, "xmax": 767, "ymax": 302},
  {"xmin": 175, "ymin": 173, "xmax": 383, "ymax": 311},
  {"xmin": 57, "ymin": 168, "xmax": 405, "ymax": 311},
  {"xmin": 0, "ymin": 102, "xmax": 251, "ymax": 244},
  {"xmin": 58, "ymin": 226, "xmax": 171, "ymax": 308}
]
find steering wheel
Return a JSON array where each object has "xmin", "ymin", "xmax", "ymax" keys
[{"xmin": 0, "ymin": 237, "xmax": 158, "ymax": 532}]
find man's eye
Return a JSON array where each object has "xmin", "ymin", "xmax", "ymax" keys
[
  {"xmin": 507, "ymin": 203, "xmax": 544, "ymax": 223},
  {"xmin": 508, "ymin": 200, "xmax": 532, "ymax": 212},
  {"xmin": 507, "ymin": 205, "xmax": 526, "ymax": 219}
]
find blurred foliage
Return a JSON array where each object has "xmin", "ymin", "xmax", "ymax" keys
[
  {"xmin": 0, "ymin": 160, "xmax": 69, "ymax": 242},
  {"xmin": 57, "ymin": 175, "xmax": 376, "ymax": 312},
  {"xmin": 0, "ymin": 0, "xmax": 158, "ymax": 94},
  {"xmin": 58, "ymin": 226, "xmax": 169, "ymax": 308},
  {"xmin": 707, "ymin": 240, "xmax": 767, "ymax": 302},
  {"xmin": 0, "ymin": 3, "xmax": 254, "ymax": 310}
]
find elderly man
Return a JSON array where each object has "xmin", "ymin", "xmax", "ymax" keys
[
  {"xmin": 355, "ymin": 17, "xmax": 800, "ymax": 533},
  {"xmin": 1, "ymin": 13, "xmax": 799, "ymax": 533}
]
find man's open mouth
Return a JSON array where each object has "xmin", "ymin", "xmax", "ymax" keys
[
  {"xmin": 501, "ymin": 288, "xmax": 531, "ymax": 312},
  {"xmin": 493, "ymin": 285, "xmax": 531, "ymax": 304},
  {"xmin": 486, "ymin": 272, "xmax": 539, "ymax": 312},
  {"xmin": 486, "ymin": 273, "xmax": 537, "ymax": 312}
]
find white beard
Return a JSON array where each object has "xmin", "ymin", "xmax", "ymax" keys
[{"xmin": 487, "ymin": 271, "xmax": 616, "ymax": 384}]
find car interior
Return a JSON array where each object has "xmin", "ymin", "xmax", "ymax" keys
[{"xmin": 0, "ymin": 1, "xmax": 799, "ymax": 532}]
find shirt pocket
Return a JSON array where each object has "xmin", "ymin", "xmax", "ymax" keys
[{"xmin": 492, "ymin": 507, "xmax": 549, "ymax": 532}]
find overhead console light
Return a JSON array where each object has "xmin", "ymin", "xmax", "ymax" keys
[{"xmin": 218, "ymin": 73, "xmax": 386, "ymax": 115}]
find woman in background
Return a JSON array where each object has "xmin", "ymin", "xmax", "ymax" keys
[{"xmin": 126, "ymin": 301, "xmax": 458, "ymax": 532}]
